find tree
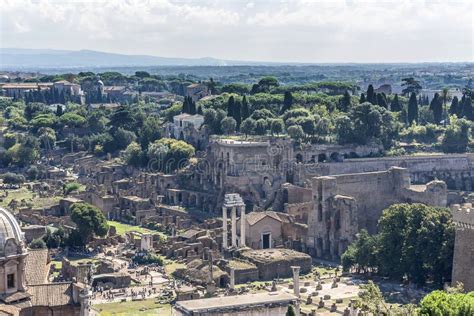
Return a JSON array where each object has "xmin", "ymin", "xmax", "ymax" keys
[
  {"xmin": 123, "ymin": 142, "xmax": 144, "ymax": 167},
  {"xmin": 221, "ymin": 117, "xmax": 237, "ymax": 135},
  {"xmin": 241, "ymin": 95, "xmax": 250, "ymax": 120},
  {"xmin": 59, "ymin": 112, "xmax": 86, "ymax": 128},
  {"xmin": 233, "ymin": 100, "xmax": 242, "ymax": 128},
  {"xmin": 450, "ymin": 96, "xmax": 460, "ymax": 116},
  {"xmin": 255, "ymin": 119, "xmax": 268, "ymax": 135},
  {"xmin": 29, "ymin": 238, "xmax": 47, "ymax": 249},
  {"xmin": 1, "ymin": 172, "xmax": 25, "ymax": 185},
  {"xmin": 280, "ymin": 91, "xmax": 293, "ymax": 114},
  {"xmin": 430, "ymin": 93, "xmax": 443, "ymax": 124},
  {"xmin": 139, "ymin": 116, "xmax": 161, "ymax": 148},
  {"xmin": 70, "ymin": 203, "xmax": 109, "ymax": 246},
  {"xmin": 343, "ymin": 203, "xmax": 455, "ymax": 286},
  {"xmin": 376, "ymin": 93, "xmax": 387, "ymax": 108},
  {"xmin": 377, "ymin": 204, "xmax": 454, "ymax": 285},
  {"xmin": 407, "ymin": 92, "xmax": 418, "ymax": 124},
  {"xmin": 390, "ymin": 94, "xmax": 402, "ymax": 112},
  {"xmin": 366, "ymin": 85, "xmax": 375, "ymax": 104},
  {"xmin": 359, "ymin": 93, "xmax": 366, "ymax": 104},
  {"xmin": 270, "ymin": 118, "xmax": 284, "ymax": 136},
  {"xmin": 63, "ymin": 182, "xmax": 81, "ymax": 195},
  {"xmin": 240, "ymin": 118, "xmax": 256, "ymax": 137},
  {"xmin": 287, "ymin": 125, "xmax": 304, "ymax": 141},
  {"xmin": 401, "ymin": 77, "xmax": 422, "ymax": 96},
  {"xmin": 339, "ymin": 90, "xmax": 351, "ymax": 112},
  {"xmin": 441, "ymin": 117, "xmax": 470, "ymax": 153},
  {"xmin": 419, "ymin": 290, "xmax": 474, "ymax": 316},
  {"xmin": 55, "ymin": 104, "xmax": 63, "ymax": 117},
  {"xmin": 227, "ymin": 95, "xmax": 235, "ymax": 117}
]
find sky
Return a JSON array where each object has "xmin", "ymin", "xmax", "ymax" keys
[{"xmin": 1, "ymin": 0, "xmax": 473, "ymax": 63}]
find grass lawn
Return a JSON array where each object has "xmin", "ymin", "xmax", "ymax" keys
[
  {"xmin": 107, "ymin": 221, "xmax": 154, "ymax": 236},
  {"xmin": 0, "ymin": 187, "xmax": 60, "ymax": 209},
  {"xmin": 93, "ymin": 298, "xmax": 171, "ymax": 316},
  {"xmin": 164, "ymin": 259, "xmax": 186, "ymax": 277}
]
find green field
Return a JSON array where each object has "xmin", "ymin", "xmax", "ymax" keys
[
  {"xmin": 107, "ymin": 221, "xmax": 167, "ymax": 240},
  {"xmin": 93, "ymin": 298, "xmax": 171, "ymax": 316},
  {"xmin": 0, "ymin": 187, "xmax": 60, "ymax": 209}
]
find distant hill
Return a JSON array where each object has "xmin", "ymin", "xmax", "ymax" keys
[{"xmin": 0, "ymin": 48, "xmax": 268, "ymax": 69}]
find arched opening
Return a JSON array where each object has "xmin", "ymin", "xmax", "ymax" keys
[
  {"xmin": 318, "ymin": 153, "xmax": 327, "ymax": 162},
  {"xmin": 296, "ymin": 153, "xmax": 303, "ymax": 163},
  {"xmin": 282, "ymin": 189, "xmax": 289, "ymax": 204},
  {"xmin": 330, "ymin": 152, "xmax": 341, "ymax": 162},
  {"xmin": 179, "ymin": 131, "xmax": 184, "ymax": 140},
  {"xmin": 189, "ymin": 194, "xmax": 197, "ymax": 207}
]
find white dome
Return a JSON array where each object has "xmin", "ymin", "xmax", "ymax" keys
[{"xmin": 0, "ymin": 208, "xmax": 24, "ymax": 256}]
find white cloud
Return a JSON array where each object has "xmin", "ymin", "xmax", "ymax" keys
[{"xmin": 0, "ymin": 0, "xmax": 472, "ymax": 62}]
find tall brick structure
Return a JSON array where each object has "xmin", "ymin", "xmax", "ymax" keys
[{"xmin": 451, "ymin": 204, "xmax": 474, "ymax": 291}]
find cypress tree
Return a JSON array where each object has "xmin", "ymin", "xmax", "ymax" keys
[
  {"xmin": 377, "ymin": 93, "xmax": 388, "ymax": 108},
  {"xmin": 429, "ymin": 93, "xmax": 443, "ymax": 124},
  {"xmin": 56, "ymin": 104, "xmax": 63, "ymax": 117},
  {"xmin": 390, "ymin": 94, "xmax": 402, "ymax": 112},
  {"xmin": 339, "ymin": 90, "xmax": 351, "ymax": 112},
  {"xmin": 407, "ymin": 92, "xmax": 418, "ymax": 124},
  {"xmin": 189, "ymin": 99, "xmax": 196, "ymax": 115},
  {"xmin": 463, "ymin": 96, "xmax": 473, "ymax": 120},
  {"xmin": 280, "ymin": 91, "xmax": 293, "ymax": 114},
  {"xmin": 233, "ymin": 100, "xmax": 242, "ymax": 129},
  {"xmin": 359, "ymin": 93, "xmax": 366, "ymax": 104},
  {"xmin": 366, "ymin": 84, "xmax": 375, "ymax": 104},
  {"xmin": 182, "ymin": 97, "xmax": 190, "ymax": 114},
  {"xmin": 241, "ymin": 95, "xmax": 250, "ymax": 119},
  {"xmin": 227, "ymin": 95, "xmax": 235, "ymax": 117},
  {"xmin": 449, "ymin": 96, "xmax": 459, "ymax": 115}
]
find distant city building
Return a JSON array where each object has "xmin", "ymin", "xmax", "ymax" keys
[
  {"xmin": 186, "ymin": 83, "xmax": 209, "ymax": 102},
  {"xmin": 374, "ymin": 84, "xmax": 392, "ymax": 95}
]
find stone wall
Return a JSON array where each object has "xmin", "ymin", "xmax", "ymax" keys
[
  {"xmin": 307, "ymin": 167, "xmax": 447, "ymax": 259},
  {"xmin": 299, "ymin": 154, "xmax": 474, "ymax": 190},
  {"xmin": 451, "ymin": 204, "xmax": 474, "ymax": 291}
]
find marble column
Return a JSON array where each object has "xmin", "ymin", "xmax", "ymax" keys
[
  {"xmin": 291, "ymin": 266, "xmax": 300, "ymax": 297},
  {"xmin": 222, "ymin": 207, "xmax": 228, "ymax": 249},
  {"xmin": 231, "ymin": 207, "xmax": 237, "ymax": 247},
  {"xmin": 230, "ymin": 268, "xmax": 235, "ymax": 290},
  {"xmin": 240, "ymin": 206, "xmax": 246, "ymax": 247}
]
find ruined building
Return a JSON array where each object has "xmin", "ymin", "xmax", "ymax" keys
[
  {"xmin": 306, "ymin": 167, "xmax": 447, "ymax": 259},
  {"xmin": 451, "ymin": 204, "xmax": 474, "ymax": 291}
]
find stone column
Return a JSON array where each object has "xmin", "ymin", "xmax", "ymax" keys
[
  {"xmin": 240, "ymin": 206, "xmax": 246, "ymax": 247},
  {"xmin": 231, "ymin": 207, "xmax": 237, "ymax": 247},
  {"xmin": 80, "ymin": 286, "xmax": 91, "ymax": 316},
  {"xmin": 222, "ymin": 207, "xmax": 228, "ymax": 249},
  {"xmin": 17, "ymin": 257, "xmax": 26, "ymax": 291},
  {"xmin": 230, "ymin": 268, "xmax": 235, "ymax": 290},
  {"xmin": 291, "ymin": 266, "xmax": 300, "ymax": 297}
]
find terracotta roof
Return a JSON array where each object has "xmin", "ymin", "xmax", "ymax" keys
[
  {"xmin": 0, "ymin": 303, "xmax": 21, "ymax": 315},
  {"xmin": 25, "ymin": 249, "xmax": 50, "ymax": 285},
  {"xmin": 27, "ymin": 283, "xmax": 74, "ymax": 307},
  {"xmin": 0, "ymin": 291, "xmax": 31, "ymax": 304},
  {"xmin": 246, "ymin": 211, "xmax": 282, "ymax": 226}
]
